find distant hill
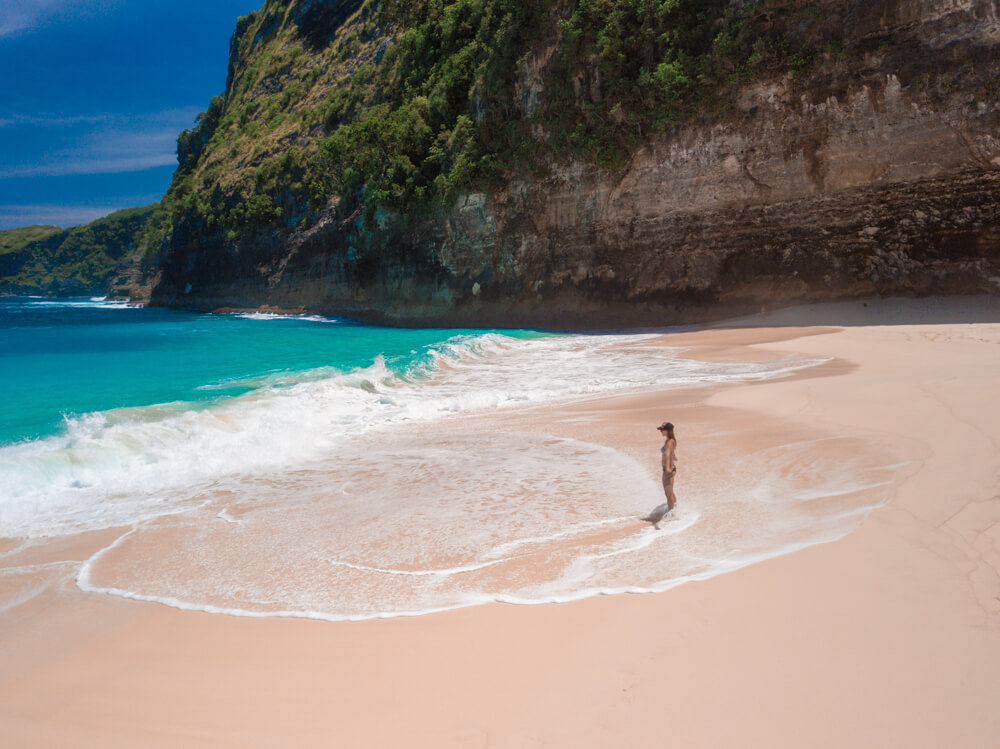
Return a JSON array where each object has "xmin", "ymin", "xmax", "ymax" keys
[
  {"xmin": 0, "ymin": 225, "xmax": 63, "ymax": 256},
  {"xmin": 0, "ymin": 205, "xmax": 157, "ymax": 296}
]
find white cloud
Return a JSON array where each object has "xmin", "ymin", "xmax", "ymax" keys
[
  {"xmin": 0, "ymin": 198, "xmax": 161, "ymax": 229},
  {"xmin": 0, "ymin": 0, "xmax": 122, "ymax": 38},
  {"xmin": 0, "ymin": 134, "xmax": 180, "ymax": 178},
  {"xmin": 0, "ymin": 152, "xmax": 178, "ymax": 178},
  {"xmin": 0, "ymin": 107, "xmax": 201, "ymax": 177},
  {"xmin": 0, "ymin": 114, "xmax": 111, "ymax": 128}
]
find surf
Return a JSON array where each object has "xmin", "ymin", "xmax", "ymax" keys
[{"xmin": 0, "ymin": 295, "xmax": 906, "ymax": 624}]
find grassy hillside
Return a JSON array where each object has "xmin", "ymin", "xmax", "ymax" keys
[
  {"xmin": 148, "ymin": 0, "xmax": 857, "ymax": 251},
  {"xmin": 0, "ymin": 205, "xmax": 156, "ymax": 295},
  {"xmin": 144, "ymin": 0, "xmax": 385, "ymax": 250},
  {"xmin": 0, "ymin": 225, "xmax": 64, "ymax": 255}
]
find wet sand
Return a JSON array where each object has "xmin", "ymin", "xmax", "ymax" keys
[{"xmin": 1, "ymin": 296, "xmax": 998, "ymax": 748}]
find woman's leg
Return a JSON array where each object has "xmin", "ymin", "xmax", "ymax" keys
[{"xmin": 663, "ymin": 473, "xmax": 677, "ymax": 512}]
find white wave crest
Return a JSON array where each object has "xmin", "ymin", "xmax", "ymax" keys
[
  {"xmin": 230, "ymin": 311, "xmax": 342, "ymax": 324},
  {"xmin": 3, "ymin": 297, "xmax": 135, "ymax": 310},
  {"xmin": 0, "ymin": 330, "xmax": 825, "ymax": 537}
]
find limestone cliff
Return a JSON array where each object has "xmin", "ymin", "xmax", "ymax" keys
[{"xmin": 138, "ymin": 0, "xmax": 1000, "ymax": 326}]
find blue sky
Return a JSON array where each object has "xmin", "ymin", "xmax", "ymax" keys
[{"xmin": 0, "ymin": 0, "xmax": 262, "ymax": 229}]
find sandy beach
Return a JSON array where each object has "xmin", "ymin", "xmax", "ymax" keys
[{"xmin": 2, "ymin": 296, "xmax": 998, "ymax": 748}]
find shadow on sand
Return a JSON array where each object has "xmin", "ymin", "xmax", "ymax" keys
[{"xmin": 710, "ymin": 294, "xmax": 1000, "ymax": 330}]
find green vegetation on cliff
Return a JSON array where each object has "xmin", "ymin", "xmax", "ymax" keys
[
  {"xmin": 545, "ymin": 0, "xmax": 840, "ymax": 162},
  {"xmin": 7, "ymin": 2, "xmax": 995, "ymax": 312},
  {"xmin": 0, "ymin": 225, "xmax": 63, "ymax": 256},
  {"xmin": 148, "ymin": 0, "xmax": 845, "ymax": 249},
  {"xmin": 0, "ymin": 205, "xmax": 156, "ymax": 295},
  {"xmin": 310, "ymin": 0, "xmax": 545, "ymax": 221}
]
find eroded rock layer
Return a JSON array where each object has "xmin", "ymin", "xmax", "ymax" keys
[{"xmin": 143, "ymin": 0, "xmax": 1000, "ymax": 326}]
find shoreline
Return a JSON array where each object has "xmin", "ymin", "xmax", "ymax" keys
[
  {"xmin": 133, "ymin": 291, "xmax": 1000, "ymax": 332},
  {"xmin": 4, "ymin": 321, "xmax": 859, "ymax": 623},
  {"xmin": 2, "ymin": 296, "xmax": 998, "ymax": 747},
  {"xmin": 15, "ymin": 288, "xmax": 1000, "ymax": 332}
]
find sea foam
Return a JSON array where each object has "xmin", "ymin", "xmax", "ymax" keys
[
  {"xmin": 0, "ymin": 324, "xmax": 908, "ymax": 623},
  {"xmin": 0, "ymin": 331, "xmax": 823, "ymax": 538},
  {"xmin": 67, "ymin": 421, "xmax": 911, "ymax": 622}
]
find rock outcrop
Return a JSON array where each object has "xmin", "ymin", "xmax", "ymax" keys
[{"xmin": 141, "ymin": 0, "xmax": 1000, "ymax": 327}]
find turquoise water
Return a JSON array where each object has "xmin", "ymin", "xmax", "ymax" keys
[
  {"xmin": 0, "ymin": 296, "xmax": 901, "ymax": 623},
  {"xmin": 0, "ymin": 297, "xmax": 538, "ymax": 445}
]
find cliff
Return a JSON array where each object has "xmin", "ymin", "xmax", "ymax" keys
[
  {"xmin": 136, "ymin": 0, "xmax": 1000, "ymax": 326},
  {"xmin": 0, "ymin": 205, "xmax": 156, "ymax": 297}
]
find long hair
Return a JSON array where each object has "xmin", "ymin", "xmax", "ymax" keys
[{"xmin": 663, "ymin": 424, "xmax": 677, "ymax": 458}]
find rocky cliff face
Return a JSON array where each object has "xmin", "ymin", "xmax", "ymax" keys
[{"xmin": 142, "ymin": 0, "xmax": 1000, "ymax": 327}]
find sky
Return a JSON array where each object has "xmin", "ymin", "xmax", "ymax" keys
[{"xmin": 0, "ymin": 0, "xmax": 263, "ymax": 230}]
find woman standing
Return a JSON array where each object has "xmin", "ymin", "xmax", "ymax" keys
[{"xmin": 658, "ymin": 421, "xmax": 677, "ymax": 513}]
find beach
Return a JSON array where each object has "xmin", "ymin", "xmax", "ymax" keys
[{"xmin": 1, "ymin": 296, "xmax": 998, "ymax": 748}]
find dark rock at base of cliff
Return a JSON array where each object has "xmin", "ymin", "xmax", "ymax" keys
[{"xmin": 147, "ymin": 168, "xmax": 999, "ymax": 329}]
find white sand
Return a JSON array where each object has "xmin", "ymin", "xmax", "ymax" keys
[{"xmin": 1, "ymin": 296, "xmax": 998, "ymax": 748}]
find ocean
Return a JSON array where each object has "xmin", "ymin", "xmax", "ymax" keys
[{"xmin": 0, "ymin": 297, "xmax": 903, "ymax": 620}]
